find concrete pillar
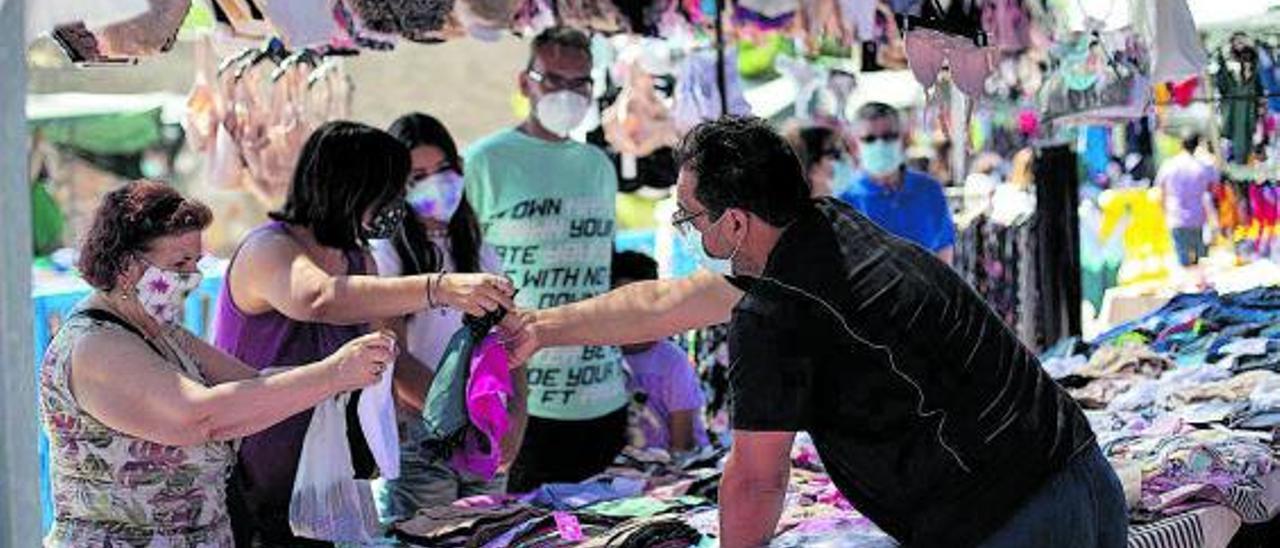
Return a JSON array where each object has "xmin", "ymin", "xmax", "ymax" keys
[
  {"xmin": 949, "ymin": 87, "xmax": 969, "ymax": 186},
  {"xmin": 0, "ymin": 0, "xmax": 41, "ymax": 545}
]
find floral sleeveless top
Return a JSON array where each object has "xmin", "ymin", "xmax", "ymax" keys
[{"xmin": 40, "ymin": 311, "xmax": 236, "ymax": 547}]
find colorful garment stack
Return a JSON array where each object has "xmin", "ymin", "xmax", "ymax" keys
[{"xmin": 1045, "ymin": 286, "xmax": 1280, "ymax": 546}]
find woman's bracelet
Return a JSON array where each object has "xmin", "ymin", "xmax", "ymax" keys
[
  {"xmin": 427, "ymin": 273, "xmax": 445, "ymax": 309},
  {"xmin": 426, "ymin": 273, "xmax": 436, "ymax": 308}
]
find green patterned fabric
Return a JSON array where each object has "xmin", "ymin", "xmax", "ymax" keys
[{"xmin": 31, "ymin": 180, "xmax": 65, "ymax": 256}]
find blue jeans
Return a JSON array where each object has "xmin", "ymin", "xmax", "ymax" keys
[
  {"xmin": 1171, "ymin": 226, "xmax": 1207, "ymax": 266},
  {"xmin": 979, "ymin": 445, "xmax": 1127, "ymax": 548},
  {"xmin": 373, "ymin": 417, "xmax": 506, "ymax": 524}
]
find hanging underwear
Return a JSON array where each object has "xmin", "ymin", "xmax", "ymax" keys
[{"xmin": 904, "ymin": 26, "xmax": 994, "ymax": 97}]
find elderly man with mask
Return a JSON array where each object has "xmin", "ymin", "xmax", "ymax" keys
[
  {"xmin": 464, "ymin": 26, "xmax": 628, "ymax": 494},
  {"xmin": 507, "ymin": 117, "xmax": 1124, "ymax": 548},
  {"xmin": 839, "ymin": 102, "xmax": 957, "ymax": 264}
]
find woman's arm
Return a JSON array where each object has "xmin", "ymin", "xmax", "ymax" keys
[
  {"xmin": 384, "ymin": 315, "xmax": 433, "ymax": 414},
  {"xmin": 166, "ymin": 328, "xmax": 259, "ymax": 383},
  {"xmin": 234, "ymin": 231, "xmax": 515, "ymax": 325},
  {"xmin": 510, "ymin": 270, "xmax": 743, "ymax": 364},
  {"xmin": 669, "ymin": 410, "xmax": 698, "ymax": 453},
  {"xmin": 71, "ymin": 330, "xmax": 395, "ymax": 446}
]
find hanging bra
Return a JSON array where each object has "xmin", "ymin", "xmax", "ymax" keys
[
  {"xmin": 901, "ymin": 0, "xmax": 995, "ymax": 98},
  {"xmin": 904, "ymin": 26, "xmax": 995, "ymax": 98}
]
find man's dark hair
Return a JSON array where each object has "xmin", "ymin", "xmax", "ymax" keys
[
  {"xmin": 855, "ymin": 101, "xmax": 900, "ymax": 125},
  {"xmin": 270, "ymin": 121, "xmax": 410, "ymax": 250},
  {"xmin": 785, "ymin": 124, "xmax": 838, "ymax": 172},
  {"xmin": 528, "ymin": 26, "xmax": 592, "ymax": 69},
  {"xmin": 612, "ymin": 250, "xmax": 658, "ymax": 286},
  {"xmin": 1181, "ymin": 132, "xmax": 1201, "ymax": 153},
  {"xmin": 675, "ymin": 116, "xmax": 812, "ymax": 227}
]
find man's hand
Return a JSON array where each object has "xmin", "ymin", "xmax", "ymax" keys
[{"xmin": 499, "ymin": 309, "xmax": 541, "ymax": 368}]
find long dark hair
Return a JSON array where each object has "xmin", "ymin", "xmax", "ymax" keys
[
  {"xmin": 270, "ymin": 121, "xmax": 410, "ymax": 250},
  {"xmin": 387, "ymin": 113, "xmax": 484, "ymax": 275}
]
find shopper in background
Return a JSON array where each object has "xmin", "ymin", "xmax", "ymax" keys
[
  {"xmin": 1157, "ymin": 132, "xmax": 1219, "ymax": 266},
  {"xmin": 42, "ymin": 180, "xmax": 396, "ymax": 547},
  {"xmin": 213, "ymin": 121, "xmax": 514, "ymax": 545},
  {"xmin": 929, "ymin": 138, "xmax": 956, "ymax": 187},
  {"xmin": 989, "ymin": 147, "xmax": 1037, "ymax": 224},
  {"xmin": 838, "ymin": 102, "xmax": 956, "ymax": 264},
  {"xmin": 507, "ymin": 117, "xmax": 1123, "ymax": 548},
  {"xmin": 784, "ymin": 123, "xmax": 853, "ymax": 198},
  {"xmin": 464, "ymin": 27, "xmax": 629, "ymax": 494},
  {"xmin": 371, "ymin": 113, "xmax": 527, "ymax": 520},
  {"xmin": 612, "ymin": 250, "xmax": 709, "ymax": 454},
  {"xmin": 961, "ymin": 152, "xmax": 1005, "ymax": 214}
]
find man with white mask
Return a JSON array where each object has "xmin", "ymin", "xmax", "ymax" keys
[
  {"xmin": 464, "ymin": 26, "xmax": 628, "ymax": 493},
  {"xmin": 838, "ymin": 102, "xmax": 957, "ymax": 264}
]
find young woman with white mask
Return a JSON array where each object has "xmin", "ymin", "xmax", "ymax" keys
[{"xmin": 370, "ymin": 113, "xmax": 527, "ymax": 521}]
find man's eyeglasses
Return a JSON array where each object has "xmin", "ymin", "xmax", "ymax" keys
[
  {"xmin": 527, "ymin": 69, "xmax": 594, "ymax": 94},
  {"xmin": 861, "ymin": 132, "xmax": 900, "ymax": 144},
  {"xmin": 671, "ymin": 206, "xmax": 709, "ymax": 236}
]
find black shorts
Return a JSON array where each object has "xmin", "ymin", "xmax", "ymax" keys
[{"xmin": 506, "ymin": 405, "xmax": 628, "ymax": 494}]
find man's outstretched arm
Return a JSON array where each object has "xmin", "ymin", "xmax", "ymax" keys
[{"xmin": 507, "ymin": 270, "xmax": 743, "ymax": 363}]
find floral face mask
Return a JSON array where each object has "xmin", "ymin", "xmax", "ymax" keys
[{"xmin": 135, "ymin": 258, "xmax": 203, "ymax": 326}]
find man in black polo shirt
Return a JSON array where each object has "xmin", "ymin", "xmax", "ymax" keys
[{"xmin": 509, "ymin": 117, "xmax": 1125, "ymax": 547}]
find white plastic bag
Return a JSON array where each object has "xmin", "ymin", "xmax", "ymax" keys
[
  {"xmin": 358, "ymin": 364, "xmax": 400, "ymax": 480},
  {"xmin": 289, "ymin": 393, "xmax": 381, "ymax": 543}
]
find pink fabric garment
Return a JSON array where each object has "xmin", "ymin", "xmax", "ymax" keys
[
  {"xmin": 1017, "ymin": 108, "xmax": 1039, "ymax": 136},
  {"xmin": 1254, "ymin": 185, "xmax": 1274, "ymax": 253},
  {"xmin": 1248, "ymin": 185, "xmax": 1277, "ymax": 255},
  {"xmin": 1171, "ymin": 77, "xmax": 1199, "ymax": 107},
  {"xmin": 450, "ymin": 335, "xmax": 514, "ymax": 480},
  {"xmin": 904, "ymin": 27, "xmax": 995, "ymax": 98},
  {"xmin": 1255, "ymin": 186, "xmax": 1279, "ymax": 226}
]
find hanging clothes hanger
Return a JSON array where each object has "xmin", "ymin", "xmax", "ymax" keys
[
  {"xmin": 217, "ymin": 37, "xmax": 287, "ymax": 77},
  {"xmin": 272, "ymin": 49, "xmax": 321, "ymax": 82},
  {"xmin": 232, "ymin": 37, "xmax": 290, "ymax": 80}
]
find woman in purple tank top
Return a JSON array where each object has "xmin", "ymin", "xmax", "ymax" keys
[{"xmin": 212, "ymin": 121, "xmax": 515, "ymax": 546}]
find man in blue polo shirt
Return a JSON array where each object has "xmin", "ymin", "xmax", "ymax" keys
[{"xmin": 839, "ymin": 102, "xmax": 956, "ymax": 264}]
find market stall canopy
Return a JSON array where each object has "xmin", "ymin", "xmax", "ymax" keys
[
  {"xmin": 25, "ymin": 0, "xmax": 149, "ymax": 45},
  {"xmin": 844, "ymin": 69, "xmax": 926, "ymax": 113},
  {"xmin": 1061, "ymin": 0, "xmax": 1280, "ymax": 32},
  {"xmin": 743, "ymin": 68, "xmax": 923, "ymax": 123},
  {"xmin": 1199, "ymin": 5, "xmax": 1280, "ymax": 51},
  {"xmin": 1190, "ymin": 0, "xmax": 1280, "ymax": 28},
  {"xmin": 26, "ymin": 92, "xmax": 185, "ymax": 155}
]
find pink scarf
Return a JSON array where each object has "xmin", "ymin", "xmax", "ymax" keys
[{"xmin": 450, "ymin": 335, "xmax": 514, "ymax": 479}]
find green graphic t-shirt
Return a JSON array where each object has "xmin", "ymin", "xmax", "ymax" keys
[{"xmin": 465, "ymin": 129, "xmax": 627, "ymax": 420}]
